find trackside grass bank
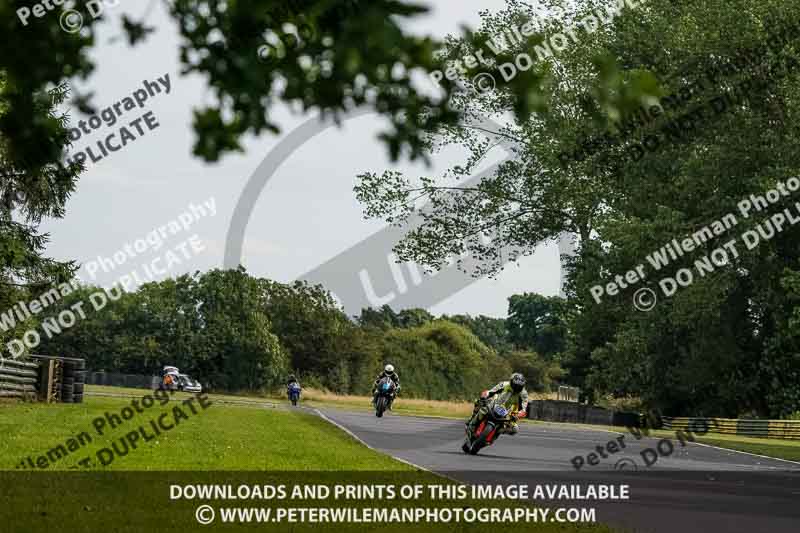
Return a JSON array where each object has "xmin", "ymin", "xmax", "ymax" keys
[
  {"xmin": 0, "ymin": 394, "xmax": 614, "ymax": 533},
  {"xmin": 0, "ymin": 395, "xmax": 407, "ymax": 471}
]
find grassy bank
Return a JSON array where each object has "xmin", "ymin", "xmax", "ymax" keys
[
  {"xmin": 298, "ymin": 389, "xmax": 476, "ymax": 418},
  {"xmin": 0, "ymin": 394, "xmax": 407, "ymax": 471},
  {"xmin": 694, "ymin": 434, "xmax": 800, "ymax": 462}
]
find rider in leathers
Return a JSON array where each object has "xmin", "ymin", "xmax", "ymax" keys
[
  {"xmin": 372, "ymin": 364, "xmax": 400, "ymax": 408},
  {"xmin": 466, "ymin": 373, "xmax": 529, "ymax": 436}
]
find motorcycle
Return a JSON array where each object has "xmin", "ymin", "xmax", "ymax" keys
[
  {"xmin": 287, "ymin": 383, "xmax": 301, "ymax": 406},
  {"xmin": 373, "ymin": 377, "xmax": 396, "ymax": 417},
  {"xmin": 462, "ymin": 399, "xmax": 515, "ymax": 455}
]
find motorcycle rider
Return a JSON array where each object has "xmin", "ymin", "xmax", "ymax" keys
[
  {"xmin": 286, "ymin": 374, "xmax": 301, "ymax": 402},
  {"xmin": 466, "ymin": 373, "xmax": 529, "ymax": 436},
  {"xmin": 372, "ymin": 364, "xmax": 401, "ymax": 408}
]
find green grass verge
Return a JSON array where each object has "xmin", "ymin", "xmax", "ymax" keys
[
  {"xmin": 85, "ymin": 384, "xmax": 279, "ymax": 407},
  {"xmin": 693, "ymin": 434, "xmax": 800, "ymax": 462},
  {"xmin": 0, "ymin": 394, "xmax": 407, "ymax": 471}
]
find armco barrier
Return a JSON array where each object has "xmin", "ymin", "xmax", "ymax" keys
[
  {"xmin": 663, "ymin": 417, "xmax": 800, "ymax": 441},
  {"xmin": 527, "ymin": 400, "xmax": 614, "ymax": 425},
  {"xmin": 527, "ymin": 402, "xmax": 800, "ymax": 440}
]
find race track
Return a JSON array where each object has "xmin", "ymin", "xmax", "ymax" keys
[{"xmin": 317, "ymin": 408, "xmax": 800, "ymax": 533}]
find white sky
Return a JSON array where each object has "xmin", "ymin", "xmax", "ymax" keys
[{"xmin": 40, "ymin": 0, "xmax": 561, "ymax": 318}]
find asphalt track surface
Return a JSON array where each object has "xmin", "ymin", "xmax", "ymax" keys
[{"xmin": 317, "ymin": 407, "xmax": 800, "ymax": 533}]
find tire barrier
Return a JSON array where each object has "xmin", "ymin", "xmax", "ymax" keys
[
  {"xmin": 662, "ymin": 417, "xmax": 800, "ymax": 441},
  {"xmin": 0, "ymin": 358, "xmax": 39, "ymax": 399},
  {"xmin": 28, "ymin": 355, "xmax": 87, "ymax": 404}
]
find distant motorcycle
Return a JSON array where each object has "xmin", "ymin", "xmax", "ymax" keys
[
  {"xmin": 373, "ymin": 377, "xmax": 396, "ymax": 417},
  {"xmin": 288, "ymin": 383, "xmax": 301, "ymax": 406},
  {"xmin": 462, "ymin": 400, "xmax": 514, "ymax": 455}
]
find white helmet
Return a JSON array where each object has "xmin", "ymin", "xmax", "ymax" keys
[{"xmin": 384, "ymin": 364, "xmax": 394, "ymax": 373}]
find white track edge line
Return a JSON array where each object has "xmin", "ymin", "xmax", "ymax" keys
[
  {"xmin": 535, "ymin": 421, "xmax": 800, "ymax": 467},
  {"xmin": 688, "ymin": 441, "xmax": 800, "ymax": 466},
  {"xmin": 312, "ymin": 408, "xmax": 464, "ymax": 483}
]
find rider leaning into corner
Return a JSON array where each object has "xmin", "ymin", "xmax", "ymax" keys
[
  {"xmin": 372, "ymin": 364, "xmax": 401, "ymax": 408},
  {"xmin": 466, "ymin": 373, "xmax": 529, "ymax": 436}
]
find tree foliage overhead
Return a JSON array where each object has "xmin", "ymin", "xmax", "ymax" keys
[{"xmin": 354, "ymin": 0, "xmax": 660, "ymax": 276}]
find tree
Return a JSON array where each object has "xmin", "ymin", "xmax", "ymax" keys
[
  {"xmin": 2, "ymin": 1, "xmax": 659, "ymax": 166},
  {"xmin": 260, "ymin": 279, "xmax": 356, "ymax": 390},
  {"xmin": 355, "ymin": 0, "xmax": 800, "ymax": 416},
  {"xmin": 37, "ymin": 269, "xmax": 289, "ymax": 391},
  {"xmin": 505, "ymin": 350, "xmax": 564, "ymax": 392},
  {"xmin": 1, "ymin": 80, "xmax": 80, "ymax": 356},
  {"xmin": 357, "ymin": 305, "xmax": 400, "ymax": 331},
  {"xmin": 396, "ymin": 308, "xmax": 434, "ymax": 328},
  {"xmin": 506, "ymin": 293, "xmax": 568, "ymax": 357},
  {"xmin": 0, "ymin": 0, "xmax": 660, "ymax": 360},
  {"xmin": 444, "ymin": 314, "xmax": 512, "ymax": 354},
  {"xmin": 192, "ymin": 269, "xmax": 288, "ymax": 390},
  {"xmin": 354, "ymin": 0, "xmax": 658, "ymax": 276}
]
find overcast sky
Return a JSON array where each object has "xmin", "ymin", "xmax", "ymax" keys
[{"xmin": 41, "ymin": 0, "xmax": 562, "ymax": 318}]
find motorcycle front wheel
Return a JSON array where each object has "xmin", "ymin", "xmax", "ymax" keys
[
  {"xmin": 469, "ymin": 422, "xmax": 496, "ymax": 455},
  {"xmin": 375, "ymin": 396, "xmax": 387, "ymax": 417}
]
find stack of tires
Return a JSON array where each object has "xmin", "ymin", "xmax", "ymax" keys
[
  {"xmin": 0, "ymin": 359, "xmax": 39, "ymax": 399},
  {"xmin": 61, "ymin": 359, "xmax": 86, "ymax": 404}
]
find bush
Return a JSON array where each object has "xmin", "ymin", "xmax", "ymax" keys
[
  {"xmin": 377, "ymin": 320, "xmax": 503, "ymax": 400},
  {"xmin": 503, "ymin": 351, "xmax": 565, "ymax": 392}
]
